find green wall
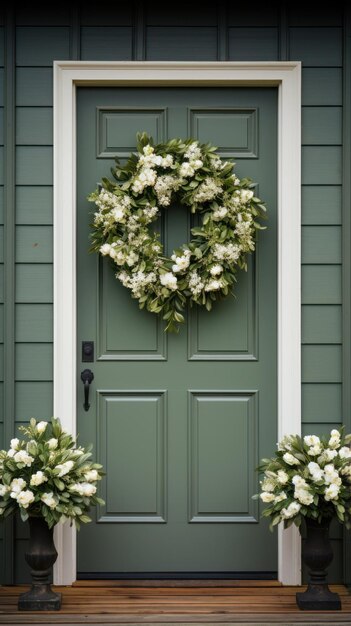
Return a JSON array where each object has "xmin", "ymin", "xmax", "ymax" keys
[{"xmin": 0, "ymin": 3, "xmax": 350, "ymax": 584}]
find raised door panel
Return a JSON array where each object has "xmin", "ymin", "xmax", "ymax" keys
[
  {"xmin": 97, "ymin": 391, "xmax": 167, "ymax": 522},
  {"xmin": 97, "ymin": 108, "xmax": 166, "ymax": 158},
  {"xmin": 188, "ymin": 391, "xmax": 258, "ymax": 523},
  {"xmin": 189, "ymin": 108, "xmax": 258, "ymax": 158},
  {"xmin": 98, "ymin": 260, "xmax": 167, "ymax": 360}
]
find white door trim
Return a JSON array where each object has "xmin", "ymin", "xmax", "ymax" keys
[{"xmin": 53, "ymin": 61, "xmax": 301, "ymax": 586}]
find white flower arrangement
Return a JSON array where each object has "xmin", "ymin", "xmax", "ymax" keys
[
  {"xmin": 255, "ymin": 428, "xmax": 351, "ymax": 530},
  {"xmin": 0, "ymin": 418, "xmax": 104, "ymax": 528},
  {"xmin": 89, "ymin": 132, "xmax": 266, "ymax": 332}
]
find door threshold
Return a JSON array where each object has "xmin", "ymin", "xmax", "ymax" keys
[{"xmin": 74, "ymin": 576, "xmax": 281, "ymax": 588}]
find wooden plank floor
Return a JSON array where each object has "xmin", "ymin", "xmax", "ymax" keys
[{"xmin": 0, "ymin": 582, "xmax": 350, "ymax": 625}]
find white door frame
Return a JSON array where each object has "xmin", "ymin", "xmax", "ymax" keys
[{"xmin": 53, "ymin": 61, "xmax": 301, "ymax": 586}]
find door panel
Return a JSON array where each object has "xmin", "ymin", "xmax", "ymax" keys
[{"xmin": 77, "ymin": 87, "xmax": 277, "ymax": 576}]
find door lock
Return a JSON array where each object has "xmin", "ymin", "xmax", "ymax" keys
[{"xmin": 82, "ymin": 340, "xmax": 94, "ymax": 362}]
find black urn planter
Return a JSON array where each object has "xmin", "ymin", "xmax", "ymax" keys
[
  {"xmin": 18, "ymin": 516, "xmax": 61, "ymax": 611},
  {"xmin": 296, "ymin": 517, "xmax": 341, "ymax": 611}
]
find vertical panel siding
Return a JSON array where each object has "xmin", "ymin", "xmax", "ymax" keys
[
  {"xmin": 13, "ymin": 11, "xmax": 62, "ymax": 582},
  {"xmin": 290, "ymin": 9, "xmax": 344, "ymax": 579},
  {"xmin": 0, "ymin": 3, "xmax": 348, "ymax": 584}
]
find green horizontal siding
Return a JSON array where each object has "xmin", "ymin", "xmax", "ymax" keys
[
  {"xmin": 302, "ymin": 423, "xmax": 342, "ymax": 438},
  {"xmin": 15, "ymin": 344, "xmax": 53, "ymax": 381},
  {"xmin": 15, "ymin": 381, "xmax": 53, "ymax": 421},
  {"xmin": 81, "ymin": 27, "xmax": 133, "ymax": 60},
  {"xmin": 16, "ymin": 26, "xmax": 70, "ymax": 66},
  {"xmin": 302, "ymin": 186, "xmax": 341, "ymax": 225},
  {"xmin": 0, "ymin": 108, "xmax": 3, "ymax": 145},
  {"xmin": 0, "ymin": 70, "xmax": 3, "ymax": 105},
  {"xmin": 0, "ymin": 5, "xmax": 347, "ymax": 584},
  {"xmin": 301, "ymin": 226, "xmax": 341, "ymax": 264},
  {"xmin": 302, "ymin": 305, "xmax": 342, "ymax": 344},
  {"xmin": 302, "ymin": 384, "xmax": 342, "ymax": 423},
  {"xmin": 15, "ymin": 226, "xmax": 52, "ymax": 263},
  {"xmin": 16, "ymin": 68, "xmax": 53, "ymax": 106},
  {"xmin": 302, "ymin": 107, "xmax": 342, "ymax": 145},
  {"xmin": 15, "ymin": 264, "xmax": 53, "ymax": 302},
  {"xmin": 16, "ymin": 107, "xmax": 52, "ymax": 145},
  {"xmin": 302, "ymin": 146, "xmax": 342, "ymax": 184},
  {"xmin": 0, "ymin": 345, "xmax": 4, "ymax": 380},
  {"xmin": 16, "ymin": 147, "xmax": 53, "ymax": 185},
  {"xmin": 302, "ymin": 345, "xmax": 342, "ymax": 383},
  {"xmin": 16, "ymin": 187, "xmax": 52, "ymax": 224},
  {"xmin": 289, "ymin": 27, "xmax": 343, "ymax": 66},
  {"xmin": 228, "ymin": 28, "xmax": 278, "ymax": 60},
  {"xmin": 0, "ymin": 147, "xmax": 3, "ymax": 185},
  {"xmin": 302, "ymin": 265, "xmax": 342, "ymax": 304},
  {"xmin": 16, "ymin": 304, "xmax": 52, "ymax": 342},
  {"xmin": 146, "ymin": 27, "xmax": 218, "ymax": 60},
  {"xmin": 0, "ymin": 187, "xmax": 3, "ymax": 224},
  {"xmin": 0, "ymin": 265, "xmax": 3, "ymax": 301},
  {"xmin": 0, "ymin": 304, "xmax": 3, "ymax": 342},
  {"xmin": 302, "ymin": 68, "xmax": 343, "ymax": 105}
]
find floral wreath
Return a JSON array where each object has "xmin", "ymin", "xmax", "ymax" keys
[{"xmin": 89, "ymin": 133, "xmax": 266, "ymax": 332}]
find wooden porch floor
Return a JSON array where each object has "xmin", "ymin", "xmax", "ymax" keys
[{"xmin": 0, "ymin": 581, "xmax": 351, "ymax": 625}]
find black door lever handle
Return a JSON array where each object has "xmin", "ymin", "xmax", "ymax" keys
[{"xmin": 81, "ymin": 369, "xmax": 94, "ymax": 411}]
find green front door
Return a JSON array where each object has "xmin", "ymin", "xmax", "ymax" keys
[{"xmin": 76, "ymin": 86, "xmax": 277, "ymax": 577}]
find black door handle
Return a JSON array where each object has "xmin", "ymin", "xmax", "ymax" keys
[{"xmin": 81, "ymin": 369, "xmax": 94, "ymax": 411}]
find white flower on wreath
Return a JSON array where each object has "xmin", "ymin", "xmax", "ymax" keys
[
  {"xmin": 160, "ymin": 273, "xmax": 178, "ymax": 291},
  {"xmin": 171, "ymin": 250, "xmax": 191, "ymax": 273},
  {"xmin": 210, "ymin": 264, "xmax": 223, "ymax": 277}
]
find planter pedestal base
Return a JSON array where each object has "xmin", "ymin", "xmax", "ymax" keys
[
  {"xmin": 18, "ymin": 587, "xmax": 61, "ymax": 611},
  {"xmin": 297, "ymin": 517, "xmax": 341, "ymax": 611},
  {"xmin": 18, "ymin": 517, "xmax": 61, "ymax": 611},
  {"xmin": 296, "ymin": 585, "xmax": 341, "ymax": 611}
]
